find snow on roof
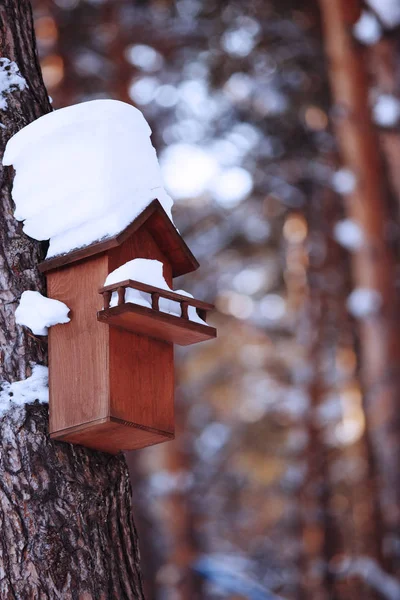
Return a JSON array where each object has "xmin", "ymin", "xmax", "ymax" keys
[{"xmin": 3, "ymin": 99, "xmax": 174, "ymax": 258}]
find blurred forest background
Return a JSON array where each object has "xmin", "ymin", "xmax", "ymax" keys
[{"xmin": 30, "ymin": 0, "xmax": 400, "ymax": 598}]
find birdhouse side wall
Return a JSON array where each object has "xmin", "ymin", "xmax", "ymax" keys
[{"xmin": 47, "ymin": 254, "xmax": 110, "ymax": 434}]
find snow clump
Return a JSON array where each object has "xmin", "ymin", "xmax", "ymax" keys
[
  {"xmin": 373, "ymin": 94, "xmax": 400, "ymax": 127},
  {"xmin": 3, "ymin": 99, "xmax": 173, "ymax": 259},
  {"xmin": 353, "ymin": 11, "xmax": 382, "ymax": 45},
  {"xmin": 15, "ymin": 291, "xmax": 70, "ymax": 335},
  {"xmin": 0, "ymin": 58, "xmax": 27, "ymax": 111},
  {"xmin": 104, "ymin": 258, "xmax": 208, "ymax": 325},
  {"xmin": 347, "ymin": 288, "xmax": 382, "ymax": 319},
  {"xmin": 0, "ymin": 365, "xmax": 48, "ymax": 418},
  {"xmin": 334, "ymin": 219, "xmax": 364, "ymax": 251}
]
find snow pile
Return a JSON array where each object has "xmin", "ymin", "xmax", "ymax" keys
[
  {"xmin": 105, "ymin": 259, "xmax": 168, "ymax": 309},
  {"xmin": 0, "ymin": 58, "xmax": 27, "ymax": 111},
  {"xmin": 0, "ymin": 365, "xmax": 48, "ymax": 418},
  {"xmin": 104, "ymin": 258, "xmax": 208, "ymax": 325},
  {"xmin": 334, "ymin": 219, "xmax": 364, "ymax": 251},
  {"xmin": 353, "ymin": 11, "xmax": 382, "ymax": 45},
  {"xmin": 366, "ymin": 0, "xmax": 400, "ymax": 28},
  {"xmin": 332, "ymin": 168, "xmax": 357, "ymax": 195},
  {"xmin": 373, "ymin": 94, "xmax": 400, "ymax": 127},
  {"xmin": 3, "ymin": 99, "xmax": 173, "ymax": 258},
  {"xmin": 347, "ymin": 288, "xmax": 382, "ymax": 318},
  {"xmin": 15, "ymin": 291, "xmax": 70, "ymax": 335}
]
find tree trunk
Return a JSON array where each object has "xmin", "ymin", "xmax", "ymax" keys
[
  {"xmin": 0, "ymin": 1, "xmax": 144, "ymax": 597},
  {"xmin": 318, "ymin": 0, "xmax": 400, "ymax": 575}
]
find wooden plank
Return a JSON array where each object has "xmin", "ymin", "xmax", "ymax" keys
[
  {"xmin": 99, "ymin": 279, "xmax": 215, "ymax": 311},
  {"xmin": 109, "ymin": 329, "xmax": 175, "ymax": 434},
  {"xmin": 51, "ymin": 417, "xmax": 174, "ymax": 454},
  {"xmin": 98, "ymin": 303, "xmax": 217, "ymax": 346},
  {"xmin": 47, "ymin": 255, "xmax": 109, "ymax": 433},
  {"xmin": 107, "ymin": 224, "xmax": 173, "ymax": 287}
]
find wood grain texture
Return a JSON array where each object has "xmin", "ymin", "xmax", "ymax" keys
[
  {"xmin": 98, "ymin": 304, "xmax": 217, "ymax": 346},
  {"xmin": 47, "ymin": 255, "xmax": 109, "ymax": 433},
  {"xmin": 108, "ymin": 225, "xmax": 175, "ymax": 444},
  {"xmin": 51, "ymin": 417, "xmax": 174, "ymax": 454},
  {"xmin": 39, "ymin": 199, "xmax": 199, "ymax": 277},
  {"xmin": 109, "ymin": 328, "xmax": 174, "ymax": 434}
]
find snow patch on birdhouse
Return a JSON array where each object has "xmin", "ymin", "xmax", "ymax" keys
[
  {"xmin": 105, "ymin": 259, "xmax": 169, "ymax": 309},
  {"xmin": 0, "ymin": 365, "xmax": 48, "ymax": 418},
  {"xmin": 331, "ymin": 169, "xmax": 356, "ymax": 195},
  {"xmin": 3, "ymin": 99, "xmax": 173, "ymax": 258},
  {"xmin": 334, "ymin": 219, "xmax": 364, "ymax": 251},
  {"xmin": 0, "ymin": 58, "xmax": 27, "ymax": 110},
  {"xmin": 373, "ymin": 94, "xmax": 400, "ymax": 127},
  {"xmin": 105, "ymin": 258, "xmax": 208, "ymax": 325},
  {"xmin": 353, "ymin": 11, "xmax": 382, "ymax": 45},
  {"xmin": 366, "ymin": 0, "xmax": 400, "ymax": 28},
  {"xmin": 347, "ymin": 288, "xmax": 382, "ymax": 319},
  {"xmin": 15, "ymin": 291, "xmax": 70, "ymax": 336}
]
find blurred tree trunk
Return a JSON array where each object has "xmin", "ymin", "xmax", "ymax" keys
[
  {"xmin": 318, "ymin": 0, "xmax": 400, "ymax": 575},
  {"xmin": 301, "ymin": 185, "xmax": 381, "ymax": 599},
  {"xmin": 0, "ymin": 1, "xmax": 144, "ymax": 597}
]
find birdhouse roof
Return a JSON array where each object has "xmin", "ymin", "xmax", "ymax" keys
[{"xmin": 39, "ymin": 199, "xmax": 199, "ymax": 277}]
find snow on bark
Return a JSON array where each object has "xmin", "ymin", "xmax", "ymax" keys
[
  {"xmin": 0, "ymin": 58, "xmax": 27, "ymax": 111},
  {"xmin": 0, "ymin": 364, "xmax": 48, "ymax": 416},
  {"xmin": 3, "ymin": 99, "xmax": 174, "ymax": 259},
  {"xmin": 16, "ymin": 290, "xmax": 70, "ymax": 335}
]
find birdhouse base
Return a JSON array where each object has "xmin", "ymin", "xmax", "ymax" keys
[
  {"xmin": 50, "ymin": 417, "xmax": 174, "ymax": 455},
  {"xmin": 97, "ymin": 303, "xmax": 216, "ymax": 346}
]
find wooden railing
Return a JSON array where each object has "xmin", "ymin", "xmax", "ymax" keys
[{"xmin": 99, "ymin": 279, "xmax": 214, "ymax": 322}]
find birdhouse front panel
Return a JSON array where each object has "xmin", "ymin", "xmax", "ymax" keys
[
  {"xmin": 109, "ymin": 327, "xmax": 174, "ymax": 436},
  {"xmin": 107, "ymin": 222, "xmax": 174, "ymax": 435},
  {"xmin": 108, "ymin": 224, "xmax": 173, "ymax": 287}
]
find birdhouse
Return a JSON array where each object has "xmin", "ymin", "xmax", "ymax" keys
[{"xmin": 39, "ymin": 199, "xmax": 216, "ymax": 454}]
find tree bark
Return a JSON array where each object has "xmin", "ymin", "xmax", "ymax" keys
[{"xmin": 0, "ymin": 1, "xmax": 144, "ymax": 597}]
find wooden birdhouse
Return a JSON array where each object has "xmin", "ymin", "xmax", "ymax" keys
[{"xmin": 39, "ymin": 199, "xmax": 216, "ymax": 454}]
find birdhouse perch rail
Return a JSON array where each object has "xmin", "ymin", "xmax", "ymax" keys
[{"xmin": 99, "ymin": 279, "xmax": 214, "ymax": 322}]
